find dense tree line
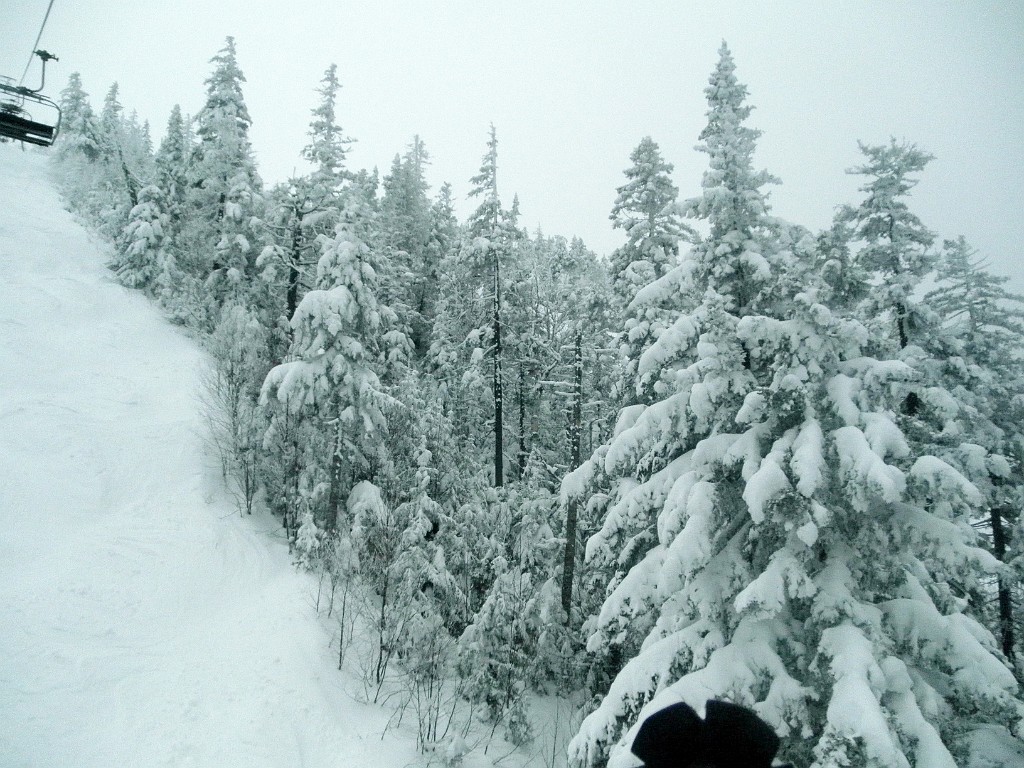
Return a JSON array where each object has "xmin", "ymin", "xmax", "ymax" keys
[{"xmin": 50, "ymin": 38, "xmax": 1023, "ymax": 767}]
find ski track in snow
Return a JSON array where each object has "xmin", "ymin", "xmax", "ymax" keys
[{"xmin": 0, "ymin": 146, "xmax": 418, "ymax": 768}]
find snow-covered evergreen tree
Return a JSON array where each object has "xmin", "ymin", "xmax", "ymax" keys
[
  {"xmin": 147, "ymin": 105, "xmax": 193, "ymax": 319},
  {"xmin": 458, "ymin": 549, "xmax": 536, "ymax": 743},
  {"xmin": 58, "ymin": 81, "xmax": 151, "ymax": 242},
  {"xmin": 838, "ymin": 141, "xmax": 1024, "ymax": 672},
  {"xmin": 255, "ymin": 78, "xmax": 368, "ymax": 535},
  {"xmin": 302, "ymin": 63, "xmax": 351, "ymax": 194},
  {"xmin": 370, "ymin": 439, "xmax": 465, "ymax": 731},
  {"xmin": 184, "ymin": 37, "xmax": 264, "ymax": 321},
  {"xmin": 112, "ymin": 184, "xmax": 168, "ymax": 292},
  {"xmin": 422, "ymin": 181, "xmax": 459, "ymax": 346},
  {"xmin": 211, "ymin": 166, "xmax": 267, "ymax": 308},
  {"xmin": 56, "ymin": 72, "xmax": 100, "ymax": 161},
  {"xmin": 607, "ymin": 137, "xmax": 689, "ymax": 408},
  {"xmin": 154, "ymin": 105, "xmax": 190, "ymax": 242},
  {"xmin": 925, "ymin": 236, "xmax": 1024, "ymax": 665},
  {"xmin": 120, "ymin": 110, "xmax": 155, "ymax": 188},
  {"xmin": 391, "ymin": 438, "xmax": 464, "ymax": 630},
  {"xmin": 456, "ymin": 482, "xmax": 576, "ymax": 739},
  {"xmin": 203, "ymin": 303, "xmax": 268, "ymax": 514},
  {"xmin": 379, "ymin": 136, "xmax": 435, "ymax": 356},
  {"xmin": 430, "ymin": 125, "xmax": 521, "ymax": 487},
  {"xmin": 97, "ymin": 83, "xmax": 139, "ymax": 220},
  {"xmin": 838, "ymin": 139, "xmax": 935, "ymax": 360},
  {"xmin": 261, "ymin": 198, "xmax": 402, "ymax": 531},
  {"xmin": 568, "ymin": 42, "xmax": 783, "ymax": 712},
  {"xmin": 293, "ymin": 506, "xmax": 323, "ymax": 570},
  {"xmin": 260, "ymin": 64, "xmax": 352, "ymax": 335},
  {"xmin": 608, "ymin": 137, "xmax": 685, "ymax": 306},
  {"xmin": 927, "ymin": 237, "xmax": 1024, "ymax": 366},
  {"xmin": 567, "ymin": 44, "xmax": 1023, "ymax": 768}
]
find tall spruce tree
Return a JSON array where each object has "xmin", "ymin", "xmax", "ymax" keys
[
  {"xmin": 56, "ymin": 73, "xmax": 100, "ymax": 161},
  {"xmin": 302, "ymin": 63, "xmax": 351, "ymax": 193},
  {"xmin": 567, "ymin": 44, "xmax": 1022, "ymax": 768},
  {"xmin": 185, "ymin": 37, "xmax": 264, "ymax": 319},
  {"xmin": 608, "ymin": 137, "xmax": 685, "ymax": 305},
  {"xmin": 98, "ymin": 83, "xmax": 139, "ymax": 216},
  {"xmin": 112, "ymin": 184, "xmax": 168, "ymax": 292},
  {"xmin": 261, "ymin": 198, "xmax": 401, "ymax": 532},
  {"xmin": 430, "ymin": 125, "xmax": 518, "ymax": 487},
  {"xmin": 838, "ymin": 140, "xmax": 935, "ymax": 359},
  {"xmin": 926, "ymin": 237, "xmax": 1024, "ymax": 664},
  {"xmin": 154, "ymin": 105, "xmax": 189, "ymax": 236},
  {"xmin": 260, "ymin": 64, "xmax": 352, "ymax": 334},
  {"xmin": 608, "ymin": 137, "xmax": 689, "ymax": 407},
  {"xmin": 379, "ymin": 136, "xmax": 435, "ymax": 356},
  {"xmin": 149, "ymin": 105, "xmax": 191, "ymax": 317},
  {"xmin": 471, "ymin": 125, "xmax": 508, "ymax": 486}
]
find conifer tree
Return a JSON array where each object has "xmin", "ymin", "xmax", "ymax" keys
[
  {"xmin": 838, "ymin": 140, "xmax": 935, "ymax": 359},
  {"xmin": 185, "ymin": 37, "xmax": 264, "ymax": 320},
  {"xmin": 147, "ymin": 105, "xmax": 192, "ymax": 317},
  {"xmin": 366, "ymin": 437, "xmax": 463, "ymax": 707},
  {"xmin": 61, "ymin": 81, "xmax": 150, "ymax": 241},
  {"xmin": 423, "ymin": 181, "xmax": 459, "ymax": 331},
  {"xmin": 457, "ymin": 549, "xmax": 537, "ymax": 743},
  {"xmin": 608, "ymin": 137, "xmax": 689, "ymax": 408},
  {"xmin": 473, "ymin": 125, "xmax": 505, "ymax": 486},
  {"xmin": 51, "ymin": 75, "xmax": 114, "ymax": 229},
  {"xmin": 430, "ymin": 126, "xmax": 519, "ymax": 487},
  {"xmin": 261, "ymin": 198, "xmax": 402, "ymax": 531},
  {"xmin": 112, "ymin": 184, "xmax": 168, "ymax": 292},
  {"xmin": 154, "ymin": 105, "xmax": 189, "ymax": 237},
  {"xmin": 259, "ymin": 181, "xmax": 315, "ymax": 329},
  {"xmin": 213, "ymin": 166, "xmax": 267, "ymax": 308},
  {"xmin": 98, "ymin": 83, "xmax": 140, "ymax": 215},
  {"xmin": 428, "ymin": 182, "xmax": 459, "ymax": 263},
  {"xmin": 261, "ymin": 65, "xmax": 352, "ymax": 330},
  {"xmin": 567, "ymin": 44, "xmax": 1022, "ymax": 768},
  {"xmin": 56, "ymin": 72, "xmax": 100, "ymax": 161},
  {"xmin": 302, "ymin": 64, "xmax": 351, "ymax": 188},
  {"xmin": 204, "ymin": 304, "xmax": 269, "ymax": 514},
  {"xmin": 926, "ymin": 236, "xmax": 1024, "ymax": 663},
  {"xmin": 608, "ymin": 137, "xmax": 684, "ymax": 306},
  {"xmin": 380, "ymin": 136, "xmax": 435, "ymax": 355},
  {"xmin": 120, "ymin": 110, "xmax": 155, "ymax": 185},
  {"xmin": 392, "ymin": 483, "xmax": 462, "ymax": 748},
  {"xmin": 568, "ymin": 45, "xmax": 783, "ymax": 710}
]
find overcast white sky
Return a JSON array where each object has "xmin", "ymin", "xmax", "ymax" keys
[{"xmin": 3, "ymin": 1, "xmax": 1022, "ymax": 287}]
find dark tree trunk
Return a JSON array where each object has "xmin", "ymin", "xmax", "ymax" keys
[
  {"xmin": 885, "ymin": 215, "xmax": 919, "ymax": 416},
  {"xmin": 325, "ymin": 418, "xmax": 342, "ymax": 532},
  {"xmin": 493, "ymin": 251, "xmax": 503, "ymax": 487},
  {"xmin": 518, "ymin": 362, "xmax": 527, "ymax": 479},
  {"xmin": 561, "ymin": 330, "xmax": 583, "ymax": 620},
  {"xmin": 992, "ymin": 504, "xmax": 1016, "ymax": 660},
  {"xmin": 121, "ymin": 156, "xmax": 138, "ymax": 209},
  {"xmin": 286, "ymin": 406, "xmax": 301, "ymax": 546},
  {"xmin": 895, "ymin": 300, "xmax": 920, "ymax": 413},
  {"xmin": 286, "ymin": 219, "xmax": 301, "ymax": 321}
]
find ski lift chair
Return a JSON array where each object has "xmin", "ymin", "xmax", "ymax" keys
[{"xmin": 0, "ymin": 51, "xmax": 61, "ymax": 147}]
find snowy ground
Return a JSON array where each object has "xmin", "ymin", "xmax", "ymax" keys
[{"xmin": 0, "ymin": 145, "xmax": 425, "ymax": 768}]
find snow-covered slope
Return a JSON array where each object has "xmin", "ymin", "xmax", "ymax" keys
[{"xmin": 0, "ymin": 145, "xmax": 418, "ymax": 767}]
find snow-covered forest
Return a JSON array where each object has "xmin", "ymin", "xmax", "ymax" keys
[{"xmin": 13, "ymin": 35, "xmax": 1024, "ymax": 767}]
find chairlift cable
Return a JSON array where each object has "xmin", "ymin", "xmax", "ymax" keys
[{"xmin": 18, "ymin": 0, "xmax": 58, "ymax": 88}]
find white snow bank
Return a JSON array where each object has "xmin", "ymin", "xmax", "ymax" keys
[{"xmin": 0, "ymin": 146, "xmax": 418, "ymax": 768}]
